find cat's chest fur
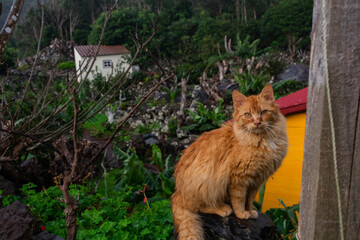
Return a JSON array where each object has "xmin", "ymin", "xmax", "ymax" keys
[{"xmin": 230, "ymin": 134, "xmax": 287, "ymax": 186}]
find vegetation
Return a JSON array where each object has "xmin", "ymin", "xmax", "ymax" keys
[
  {"xmin": 266, "ymin": 200, "xmax": 299, "ymax": 240},
  {"xmin": 234, "ymin": 71, "xmax": 271, "ymax": 96},
  {"xmin": 183, "ymin": 99, "xmax": 228, "ymax": 133},
  {"xmin": 3, "ymin": 183, "xmax": 174, "ymax": 240},
  {"xmin": 1, "ymin": 0, "xmax": 313, "ymax": 74},
  {"xmin": 0, "ymin": 0, "xmax": 309, "ymax": 239},
  {"xmin": 57, "ymin": 61, "xmax": 76, "ymax": 70}
]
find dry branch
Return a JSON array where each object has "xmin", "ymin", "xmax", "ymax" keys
[
  {"xmin": 76, "ymin": 73, "xmax": 174, "ymax": 181},
  {"xmin": 0, "ymin": 0, "xmax": 24, "ymax": 57}
]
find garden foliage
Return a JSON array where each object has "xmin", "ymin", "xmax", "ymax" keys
[{"xmin": 3, "ymin": 183, "xmax": 174, "ymax": 240}]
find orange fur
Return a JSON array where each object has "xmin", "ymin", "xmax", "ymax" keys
[{"xmin": 172, "ymin": 84, "xmax": 288, "ymax": 240}]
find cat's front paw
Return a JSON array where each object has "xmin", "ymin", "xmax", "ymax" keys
[
  {"xmin": 249, "ymin": 210, "xmax": 258, "ymax": 218},
  {"xmin": 234, "ymin": 210, "xmax": 251, "ymax": 219},
  {"xmin": 218, "ymin": 205, "xmax": 233, "ymax": 217}
]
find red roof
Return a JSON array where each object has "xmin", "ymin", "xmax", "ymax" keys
[
  {"xmin": 276, "ymin": 87, "xmax": 308, "ymax": 116},
  {"xmin": 74, "ymin": 45, "xmax": 130, "ymax": 57}
]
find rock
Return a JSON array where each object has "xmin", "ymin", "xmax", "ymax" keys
[
  {"xmin": 188, "ymin": 134, "xmax": 199, "ymax": 142},
  {"xmin": 143, "ymin": 134, "xmax": 160, "ymax": 145},
  {"xmin": 174, "ymin": 212, "xmax": 280, "ymax": 240},
  {"xmin": 176, "ymin": 129, "xmax": 187, "ymax": 139},
  {"xmin": 129, "ymin": 119, "xmax": 144, "ymax": 129},
  {"xmin": 33, "ymin": 231, "xmax": 65, "ymax": 240},
  {"xmin": 0, "ymin": 200, "xmax": 42, "ymax": 240},
  {"xmin": 202, "ymin": 212, "xmax": 280, "ymax": 240},
  {"xmin": 153, "ymin": 91, "xmax": 169, "ymax": 101},
  {"xmin": 275, "ymin": 64, "xmax": 309, "ymax": 83},
  {"xmin": 161, "ymin": 125, "xmax": 169, "ymax": 133},
  {"xmin": 190, "ymin": 85, "xmax": 209, "ymax": 110},
  {"xmin": 217, "ymin": 79, "xmax": 238, "ymax": 98},
  {"xmin": 158, "ymin": 111, "xmax": 165, "ymax": 120},
  {"xmin": 0, "ymin": 175, "xmax": 16, "ymax": 195},
  {"xmin": 145, "ymin": 137, "xmax": 159, "ymax": 146}
]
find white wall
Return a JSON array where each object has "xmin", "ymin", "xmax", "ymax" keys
[{"xmin": 74, "ymin": 49, "xmax": 132, "ymax": 81}]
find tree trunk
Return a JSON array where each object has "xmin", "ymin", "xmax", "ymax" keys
[
  {"xmin": 287, "ymin": 34, "xmax": 295, "ymax": 64},
  {"xmin": 242, "ymin": 0, "xmax": 247, "ymax": 24},
  {"xmin": 236, "ymin": 0, "xmax": 240, "ymax": 33},
  {"xmin": 298, "ymin": 0, "xmax": 360, "ymax": 239},
  {"xmin": 61, "ymin": 175, "xmax": 79, "ymax": 240},
  {"xmin": 177, "ymin": 76, "xmax": 187, "ymax": 129}
]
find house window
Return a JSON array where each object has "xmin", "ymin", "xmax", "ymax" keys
[{"xmin": 103, "ymin": 60, "xmax": 113, "ymax": 68}]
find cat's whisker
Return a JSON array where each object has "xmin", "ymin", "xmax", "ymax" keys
[{"xmin": 265, "ymin": 126, "xmax": 277, "ymax": 136}]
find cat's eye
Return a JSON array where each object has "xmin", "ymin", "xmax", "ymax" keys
[
  {"xmin": 244, "ymin": 113, "xmax": 252, "ymax": 118},
  {"xmin": 260, "ymin": 110, "xmax": 268, "ymax": 115}
]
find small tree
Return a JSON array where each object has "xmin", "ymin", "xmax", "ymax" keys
[
  {"xmin": 259, "ymin": 0, "xmax": 313, "ymax": 63},
  {"xmin": 0, "ymin": 1, "xmax": 173, "ymax": 239}
]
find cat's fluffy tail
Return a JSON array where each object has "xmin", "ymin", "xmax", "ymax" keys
[{"xmin": 172, "ymin": 194, "xmax": 203, "ymax": 240}]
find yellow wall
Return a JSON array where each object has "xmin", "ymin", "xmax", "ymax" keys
[{"xmin": 256, "ymin": 112, "xmax": 306, "ymax": 211}]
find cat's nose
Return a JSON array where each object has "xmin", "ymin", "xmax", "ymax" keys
[{"xmin": 254, "ymin": 122, "xmax": 261, "ymax": 127}]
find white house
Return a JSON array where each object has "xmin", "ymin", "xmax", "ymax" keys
[{"xmin": 74, "ymin": 45, "xmax": 132, "ymax": 80}]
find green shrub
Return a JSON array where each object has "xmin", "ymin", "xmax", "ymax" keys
[
  {"xmin": 266, "ymin": 200, "xmax": 299, "ymax": 240},
  {"xmin": 114, "ymin": 145, "xmax": 175, "ymax": 199},
  {"xmin": 273, "ymin": 80, "xmax": 307, "ymax": 99},
  {"xmin": 57, "ymin": 61, "xmax": 76, "ymax": 70},
  {"xmin": 5, "ymin": 182, "xmax": 174, "ymax": 240},
  {"xmin": 262, "ymin": 50, "xmax": 287, "ymax": 76},
  {"xmin": 134, "ymin": 122, "xmax": 161, "ymax": 134},
  {"xmin": 162, "ymin": 86, "xmax": 180, "ymax": 104},
  {"xmin": 168, "ymin": 117, "xmax": 178, "ymax": 137},
  {"xmin": 234, "ymin": 71, "xmax": 270, "ymax": 96},
  {"xmin": 183, "ymin": 99, "xmax": 227, "ymax": 133}
]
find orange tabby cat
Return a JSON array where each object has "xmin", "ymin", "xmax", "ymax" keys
[{"xmin": 172, "ymin": 84, "xmax": 288, "ymax": 240}]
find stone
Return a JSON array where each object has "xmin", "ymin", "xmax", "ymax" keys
[
  {"xmin": 176, "ymin": 129, "xmax": 187, "ymax": 139},
  {"xmin": 145, "ymin": 137, "xmax": 159, "ymax": 145},
  {"xmin": 275, "ymin": 64, "xmax": 309, "ymax": 83},
  {"xmin": 0, "ymin": 174, "xmax": 16, "ymax": 195},
  {"xmin": 0, "ymin": 200, "xmax": 42, "ymax": 240},
  {"xmin": 191, "ymin": 85, "xmax": 209, "ymax": 106},
  {"xmin": 153, "ymin": 91, "xmax": 169, "ymax": 101},
  {"xmin": 129, "ymin": 119, "xmax": 144, "ymax": 129},
  {"xmin": 174, "ymin": 212, "xmax": 280, "ymax": 240},
  {"xmin": 143, "ymin": 134, "xmax": 160, "ymax": 145},
  {"xmin": 217, "ymin": 79, "xmax": 239, "ymax": 98}
]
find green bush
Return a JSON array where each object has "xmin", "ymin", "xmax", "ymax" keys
[
  {"xmin": 114, "ymin": 145, "xmax": 175, "ymax": 199},
  {"xmin": 57, "ymin": 61, "xmax": 76, "ymax": 70},
  {"xmin": 134, "ymin": 122, "xmax": 161, "ymax": 134},
  {"xmin": 4, "ymin": 182, "xmax": 174, "ymax": 240},
  {"xmin": 234, "ymin": 71, "xmax": 270, "ymax": 96},
  {"xmin": 273, "ymin": 80, "xmax": 307, "ymax": 99},
  {"xmin": 266, "ymin": 200, "xmax": 299, "ymax": 240},
  {"xmin": 259, "ymin": 0, "xmax": 313, "ymax": 50},
  {"xmin": 168, "ymin": 117, "xmax": 178, "ymax": 137},
  {"xmin": 183, "ymin": 99, "xmax": 227, "ymax": 133}
]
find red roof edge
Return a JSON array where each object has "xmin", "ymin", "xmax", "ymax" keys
[{"xmin": 276, "ymin": 87, "xmax": 308, "ymax": 116}]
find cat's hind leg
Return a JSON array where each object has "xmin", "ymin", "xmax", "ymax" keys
[{"xmin": 199, "ymin": 204, "xmax": 233, "ymax": 217}]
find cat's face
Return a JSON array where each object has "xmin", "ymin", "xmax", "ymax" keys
[{"xmin": 232, "ymin": 84, "xmax": 279, "ymax": 134}]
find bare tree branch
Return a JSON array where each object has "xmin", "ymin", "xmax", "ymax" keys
[
  {"xmin": 76, "ymin": 73, "xmax": 174, "ymax": 181},
  {"xmin": 0, "ymin": 128, "xmax": 63, "ymax": 156},
  {"xmin": 12, "ymin": 0, "xmax": 44, "ymax": 124},
  {"xmin": 0, "ymin": 0, "xmax": 24, "ymax": 58}
]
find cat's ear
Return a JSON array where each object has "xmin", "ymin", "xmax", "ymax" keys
[
  {"xmin": 232, "ymin": 90, "xmax": 247, "ymax": 108},
  {"xmin": 260, "ymin": 84, "xmax": 275, "ymax": 102}
]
